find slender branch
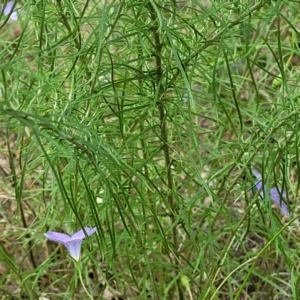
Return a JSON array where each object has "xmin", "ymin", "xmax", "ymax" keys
[
  {"xmin": 6, "ymin": 130, "xmax": 38, "ymax": 271},
  {"xmin": 147, "ymin": 2, "xmax": 182, "ymax": 299}
]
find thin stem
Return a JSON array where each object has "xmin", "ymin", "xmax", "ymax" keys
[
  {"xmin": 147, "ymin": 0, "xmax": 178, "ymax": 248},
  {"xmin": 6, "ymin": 130, "xmax": 38, "ymax": 270},
  {"xmin": 75, "ymin": 261, "xmax": 94, "ymax": 300},
  {"xmin": 147, "ymin": 2, "xmax": 181, "ymax": 299}
]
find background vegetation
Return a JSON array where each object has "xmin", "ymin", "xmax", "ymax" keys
[{"xmin": 1, "ymin": 0, "xmax": 300, "ymax": 299}]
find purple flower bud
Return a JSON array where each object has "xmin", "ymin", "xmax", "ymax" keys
[
  {"xmin": 252, "ymin": 168, "xmax": 289, "ymax": 216},
  {"xmin": 44, "ymin": 227, "xmax": 97, "ymax": 261}
]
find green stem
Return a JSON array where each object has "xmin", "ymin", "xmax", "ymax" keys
[{"xmin": 75, "ymin": 261, "xmax": 94, "ymax": 300}]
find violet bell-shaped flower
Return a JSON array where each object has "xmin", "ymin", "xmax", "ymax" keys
[
  {"xmin": 252, "ymin": 168, "xmax": 289, "ymax": 216},
  {"xmin": 44, "ymin": 227, "xmax": 97, "ymax": 261}
]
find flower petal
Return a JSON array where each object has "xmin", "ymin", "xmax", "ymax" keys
[
  {"xmin": 252, "ymin": 168, "xmax": 263, "ymax": 192},
  {"xmin": 251, "ymin": 168, "xmax": 290, "ymax": 216},
  {"xmin": 3, "ymin": 1, "xmax": 14, "ymax": 14},
  {"xmin": 255, "ymin": 181, "xmax": 263, "ymax": 192},
  {"xmin": 64, "ymin": 239, "xmax": 83, "ymax": 261},
  {"xmin": 45, "ymin": 227, "xmax": 97, "ymax": 261},
  {"xmin": 269, "ymin": 187, "xmax": 289, "ymax": 216},
  {"xmin": 3, "ymin": 1, "xmax": 18, "ymax": 20},
  {"xmin": 44, "ymin": 231, "xmax": 72, "ymax": 243},
  {"xmin": 252, "ymin": 168, "xmax": 262, "ymax": 180},
  {"xmin": 71, "ymin": 227, "xmax": 97, "ymax": 240}
]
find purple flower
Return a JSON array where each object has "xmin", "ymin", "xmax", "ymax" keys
[
  {"xmin": 1, "ymin": 1, "xmax": 18, "ymax": 21},
  {"xmin": 252, "ymin": 169, "xmax": 289, "ymax": 216},
  {"xmin": 44, "ymin": 227, "xmax": 97, "ymax": 261}
]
